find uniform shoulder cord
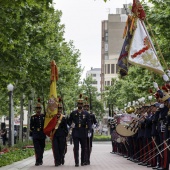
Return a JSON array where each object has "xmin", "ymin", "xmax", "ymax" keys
[{"xmin": 50, "ymin": 114, "xmax": 64, "ymax": 140}]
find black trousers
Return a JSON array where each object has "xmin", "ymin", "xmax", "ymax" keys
[
  {"xmin": 33, "ymin": 138, "xmax": 45, "ymax": 163},
  {"xmin": 2, "ymin": 137, "xmax": 6, "ymax": 145},
  {"xmin": 73, "ymin": 136, "xmax": 86, "ymax": 164},
  {"xmin": 52, "ymin": 136, "xmax": 66, "ymax": 164}
]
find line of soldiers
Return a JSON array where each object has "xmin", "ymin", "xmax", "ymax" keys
[
  {"xmin": 109, "ymin": 85, "xmax": 170, "ymax": 170},
  {"xmin": 30, "ymin": 94, "xmax": 97, "ymax": 167}
]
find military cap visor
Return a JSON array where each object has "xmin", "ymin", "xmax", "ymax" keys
[
  {"xmin": 35, "ymin": 107, "xmax": 42, "ymax": 109},
  {"xmin": 77, "ymin": 102, "xmax": 83, "ymax": 104}
]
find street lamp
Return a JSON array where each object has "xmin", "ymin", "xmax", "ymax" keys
[
  {"xmin": 108, "ymin": 103, "xmax": 111, "ymax": 117},
  {"xmin": 26, "ymin": 93, "xmax": 34, "ymax": 142},
  {"xmin": 89, "ymin": 89, "xmax": 92, "ymax": 111},
  {"xmin": 7, "ymin": 83, "xmax": 14, "ymax": 147},
  {"xmin": 111, "ymin": 103, "xmax": 114, "ymax": 117},
  {"xmin": 19, "ymin": 94, "xmax": 25, "ymax": 141}
]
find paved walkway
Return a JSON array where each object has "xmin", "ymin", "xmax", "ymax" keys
[{"xmin": 1, "ymin": 142, "xmax": 150, "ymax": 170}]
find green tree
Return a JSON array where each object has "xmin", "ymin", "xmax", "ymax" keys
[
  {"xmin": 80, "ymin": 76, "xmax": 104, "ymax": 120},
  {"xmin": 0, "ymin": 1, "xmax": 82, "ymax": 116}
]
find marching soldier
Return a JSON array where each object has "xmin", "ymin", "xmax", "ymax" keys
[
  {"xmin": 68, "ymin": 94, "xmax": 91, "ymax": 167},
  {"xmin": 83, "ymin": 97, "xmax": 97, "ymax": 165},
  {"xmin": 30, "ymin": 100, "xmax": 46, "ymax": 166},
  {"xmin": 51, "ymin": 97, "xmax": 68, "ymax": 166}
]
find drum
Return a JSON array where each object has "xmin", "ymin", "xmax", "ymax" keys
[
  {"xmin": 116, "ymin": 136, "xmax": 126, "ymax": 143},
  {"xmin": 119, "ymin": 114, "xmax": 133, "ymax": 124},
  {"xmin": 116, "ymin": 124, "xmax": 136, "ymax": 137},
  {"xmin": 111, "ymin": 130, "xmax": 125, "ymax": 143},
  {"xmin": 116, "ymin": 137, "xmax": 122, "ymax": 143}
]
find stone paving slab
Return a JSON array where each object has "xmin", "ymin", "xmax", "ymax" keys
[{"xmin": 0, "ymin": 142, "xmax": 150, "ymax": 170}]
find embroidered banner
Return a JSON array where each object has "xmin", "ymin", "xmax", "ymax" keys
[{"xmin": 128, "ymin": 19, "xmax": 164, "ymax": 75}]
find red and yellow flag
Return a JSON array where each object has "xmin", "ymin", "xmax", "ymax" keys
[{"xmin": 43, "ymin": 60, "xmax": 59, "ymax": 137}]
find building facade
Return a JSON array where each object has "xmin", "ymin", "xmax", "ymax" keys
[
  {"xmin": 101, "ymin": 4, "xmax": 131, "ymax": 93},
  {"xmin": 86, "ymin": 67, "xmax": 101, "ymax": 93}
]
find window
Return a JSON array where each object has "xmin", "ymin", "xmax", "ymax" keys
[
  {"xmin": 116, "ymin": 64, "xmax": 119, "ymax": 73},
  {"xmin": 105, "ymin": 54, "xmax": 109, "ymax": 60},
  {"xmin": 111, "ymin": 64, "xmax": 115, "ymax": 74},
  {"xmin": 107, "ymin": 64, "xmax": 110, "ymax": 74},
  {"xmin": 105, "ymin": 43, "xmax": 108, "ymax": 52},
  {"xmin": 92, "ymin": 81, "xmax": 97, "ymax": 84},
  {"xmin": 105, "ymin": 32, "xmax": 108, "ymax": 42},
  {"xmin": 107, "ymin": 81, "xmax": 110, "ymax": 85},
  {"xmin": 91, "ymin": 74, "xmax": 96, "ymax": 77}
]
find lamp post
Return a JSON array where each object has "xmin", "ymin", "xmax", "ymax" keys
[
  {"xmin": 7, "ymin": 83, "xmax": 14, "ymax": 147},
  {"xmin": 111, "ymin": 103, "xmax": 114, "ymax": 117},
  {"xmin": 19, "ymin": 94, "xmax": 25, "ymax": 142},
  {"xmin": 108, "ymin": 103, "xmax": 111, "ymax": 117},
  {"xmin": 89, "ymin": 89, "xmax": 92, "ymax": 111},
  {"xmin": 26, "ymin": 93, "xmax": 33, "ymax": 142}
]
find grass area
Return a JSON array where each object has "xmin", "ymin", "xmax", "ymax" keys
[
  {"xmin": 0, "ymin": 140, "xmax": 52, "ymax": 167},
  {"xmin": 93, "ymin": 134, "xmax": 111, "ymax": 141}
]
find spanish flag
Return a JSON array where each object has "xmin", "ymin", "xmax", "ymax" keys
[{"xmin": 43, "ymin": 60, "xmax": 58, "ymax": 137}]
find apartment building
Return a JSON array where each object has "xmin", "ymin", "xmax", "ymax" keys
[
  {"xmin": 86, "ymin": 68, "xmax": 101, "ymax": 93},
  {"xmin": 101, "ymin": 4, "xmax": 131, "ymax": 93}
]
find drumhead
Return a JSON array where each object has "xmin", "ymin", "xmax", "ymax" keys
[{"xmin": 116, "ymin": 124, "xmax": 136, "ymax": 137}]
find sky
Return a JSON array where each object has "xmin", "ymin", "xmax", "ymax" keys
[{"xmin": 54, "ymin": 0, "xmax": 132, "ymax": 80}]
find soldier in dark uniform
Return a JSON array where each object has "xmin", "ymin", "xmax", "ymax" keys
[
  {"xmin": 51, "ymin": 98, "xmax": 68, "ymax": 166},
  {"xmin": 83, "ymin": 97, "xmax": 97, "ymax": 165},
  {"xmin": 1, "ymin": 127, "xmax": 7, "ymax": 146},
  {"xmin": 157, "ymin": 95, "xmax": 169, "ymax": 170},
  {"xmin": 109, "ymin": 118, "xmax": 117, "ymax": 154},
  {"xmin": 138, "ymin": 107, "xmax": 148, "ymax": 165},
  {"xmin": 143, "ymin": 105, "xmax": 154, "ymax": 167},
  {"xmin": 68, "ymin": 94, "xmax": 91, "ymax": 167},
  {"xmin": 165, "ymin": 100, "xmax": 170, "ymax": 170},
  {"xmin": 30, "ymin": 101, "xmax": 46, "ymax": 166},
  {"xmin": 150, "ymin": 92, "xmax": 162, "ymax": 169},
  {"xmin": 149, "ymin": 103, "xmax": 160, "ymax": 168}
]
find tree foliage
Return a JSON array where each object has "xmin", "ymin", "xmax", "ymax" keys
[
  {"xmin": 0, "ymin": 0, "xmax": 82, "ymax": 116},
  {"xmin": 80, "ymin": 76, "xmax": 105, "ymax": 120}
]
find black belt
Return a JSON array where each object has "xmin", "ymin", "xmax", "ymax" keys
[{"xmin": 75, "ymin": 124, "xmax": 85, "ymax": 128}]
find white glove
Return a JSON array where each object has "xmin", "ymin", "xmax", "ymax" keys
[
  {"xmin": 29, "ymin": 136, "xmax": 33, "ymax": 140},
  {"xmin": 162, "ymin": 74, "xmax": 169, "ymax": 82},
  {"xmin": 167, "ymin": 72, "xmax": 170, "ymax": 78},
  {"xmin": 71, "ymin": 123, "xmax": 75, "ymax": 128},
  {"xmin": 159, "ymin": 104, "xmax": 164, "ymax": 108},
  {"xmin": 153, "ymin": 82, "xmax": 158, "ymax": 89},
  {"xmin": 93, "ymin": 124, "xmax": 96, "ymax": 128},
  {"xmin": 88, "ymin": 132, "xmax": 92, "ymax": 138}
]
